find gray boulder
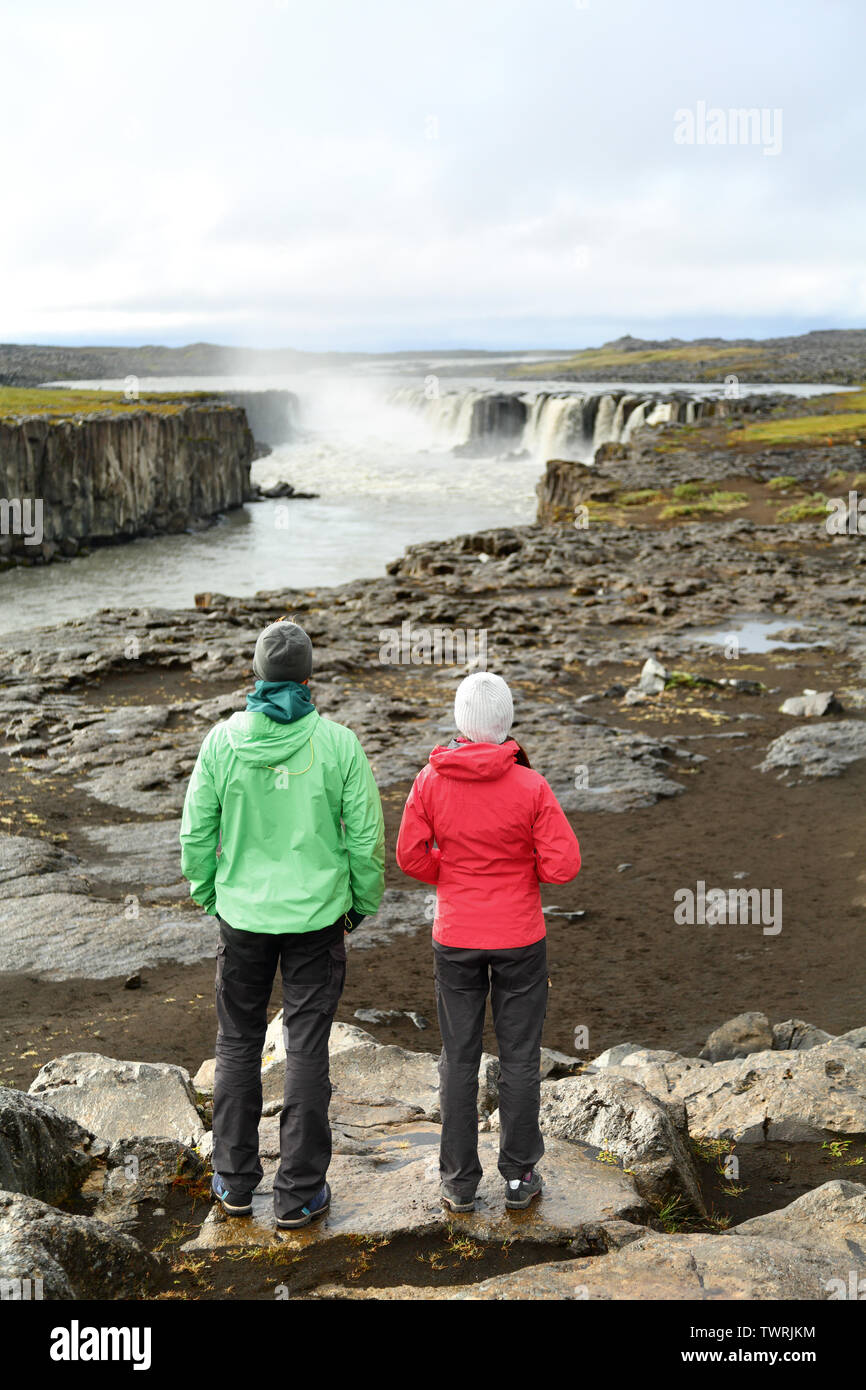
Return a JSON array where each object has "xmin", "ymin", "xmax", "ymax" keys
[
  {"xmin": 0, "ymin": 1190, "xmax": 163, "ymax": 1299},
  {"xmin": 329, "ymin": 1040, "xmax": 499, "ymax": 1122},
  {"xmin": 700, "ymin": 1011, "xmax": 774, "ymax": 1061},
  {"xmin": 525, "ymin": 1071, "xmax": 704, "ymax": 1212},
  {"xmin": 772, "ymin": 1019, "xmax": 835, "ymax": 1051},
  {"xmin": 731, "ymin": 1180, "xmax": 866, "ymax": 1265},
  {"xmin": 260, "ymin": 1011, "xmax": 498, "ymax": 1121},
  {"xmin": 590, "ymin": 1043, "xmax": 646, "ymax": 1069},
  {"xmin": 760, "ymin": 720, "xmax": 866, "ymax": 782},
  {"xmin": 604, "ymin": 1042, "xmax": 866, "ymax": 1144},
  {"xmin": 673, "ymin": 1043, "xmax": 866, "ymax": 1143},
  {"xmin": 602, "ymin": 1048, "xmax": 711, "ymax": 1103},
  {"xmin": 29, "ymin": 1054, "xmax": 205, "ymax": 1146},
  {"xmin": 838, "ymin": 1027, "xmax": 866, "ymax": 1049},
  {"xmin": 779, "ymin": 691, "xmax": 843, "ymax": 717},
  {"xmin": 539, "ymin": 1048, "xmax": 583, "ymax": 1079},
  {"xmin": 0, "ymin": 1087, "xmax": 103, "ymax": 1204}
]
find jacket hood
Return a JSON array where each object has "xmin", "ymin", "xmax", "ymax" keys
[
  {"xmin": 226, "ymin": 707, "xmax": 319, "ymax": 766},
  {"xmin": 246, "ymin": 679, "xmax": 314, "ymax": 724},
  {"xmin": 429, "ymin": 738, "xmax": 518, "ymax": 782}
]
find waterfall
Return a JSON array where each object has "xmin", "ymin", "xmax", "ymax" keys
[
  {"xmin": 388, "ymin": 385, "xmax": 712, "ymax": 463},
  {"xmin": 612, "ymin": 394, "xmax": 639, "ymax": 438},
  {"xmin": 522, "ymin": 393, "xmax": 589, "ymax": 463},
  {"xmin": 621, "ymin": 401, "xmax": 648, "ymax": 443},
  {"xmin": 591, "ymin": 394, "xmax": 618, "ymax": 451}
]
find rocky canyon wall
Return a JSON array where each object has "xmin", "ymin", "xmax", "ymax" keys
[{"xmin": 0, "ymin": 403, "xmax": 254, "ymax": 566}]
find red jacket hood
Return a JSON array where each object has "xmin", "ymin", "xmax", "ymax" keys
[{"xmin": 428, "ymin": 739, "xmax": 518, "ymax": 782}]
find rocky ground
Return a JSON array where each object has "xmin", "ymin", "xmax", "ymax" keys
[
  {"xmin": 0, "ymin": 400, "xmax": 864, "ymax": 1298},
  {"xmin": 1, "ymin": 1014, "xmax": 864, "ymax": 1300}
]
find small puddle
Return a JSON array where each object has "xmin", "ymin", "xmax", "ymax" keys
[{"xmin": 682, "ymin": 615, "xmax": 820, "ymax": 654}]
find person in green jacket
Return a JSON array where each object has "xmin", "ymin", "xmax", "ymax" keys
[{"xmin": 180, "ymin": 618, "xmax": 385, "ymax": 1229}]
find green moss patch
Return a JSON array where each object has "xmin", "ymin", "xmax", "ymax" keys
[{"xmin": 0, "ymin": 386, "xmax": 226, "ymax": 422}]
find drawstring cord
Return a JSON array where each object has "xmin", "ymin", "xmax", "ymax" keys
[{"xmin": 265, "ymin": 739, "xmax": 315, "ymax": 775}]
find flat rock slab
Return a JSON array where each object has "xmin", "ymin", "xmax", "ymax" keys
[
  {"xmin": 449, "ymin": 1231, "xmax": 847, "ymax": 1301},
  {"xmin": 77, "ymin": 819, "xmax": 184, "ymax": 889},
  {"xmin": 29, "ymin": 1053, "xmax": 205, "ymax": 1147},
  {"xmin": 182, "ymin": 1122, "xmax": 650, "ymax": 1253},
  {"xmin": 528, "ymin": 721, "xmax": 689, "ymax": 814},
  {"xmin": 0, "ymin": 832, "xmax": 88, "ymax": 899},
  {"xmin": 760, "ymin": 720, "xmax": 866, "ymax": 782},
  {"xmin": 0, "ymin": 890, "xmax": 217, "ymax": 979}
]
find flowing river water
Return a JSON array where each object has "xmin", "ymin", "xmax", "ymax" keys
[{"xmin": 0, "ymin": 367, "xmax": 845, "ymax": 637}]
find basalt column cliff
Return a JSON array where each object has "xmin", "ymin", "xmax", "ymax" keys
[{"xmin": 0, "ymin": 401, "xmax": 255, "ymax": 566}]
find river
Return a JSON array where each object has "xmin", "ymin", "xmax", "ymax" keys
[{"xmin": 0, "ymin": 366, "xmax": 846, "ymax": 637}]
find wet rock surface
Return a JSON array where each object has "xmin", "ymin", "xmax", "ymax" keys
[{"xmin": 183, "ymin": 1122, "xmax": 651, "ymax": 1254}]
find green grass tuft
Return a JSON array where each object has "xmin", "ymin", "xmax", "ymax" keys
[
  {"xmin": 777, "ymin": 493, "xmax": 829, "ymax": 522},
  {"xmin": 659, "ymin": 490, "xmax": 748, "ymax": 519}
]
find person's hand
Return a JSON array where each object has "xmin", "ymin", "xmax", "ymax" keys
[{"xmin": 343, "ymin": 907, "xmax": 366, "ymax": 934}]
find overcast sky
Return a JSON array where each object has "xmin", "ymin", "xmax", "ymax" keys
[{"xmin": 1, "ymin": 0, "xmax": 863, "ymax": 350}]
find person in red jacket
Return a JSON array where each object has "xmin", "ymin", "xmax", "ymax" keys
[{"xmin": 396, "ymin": 670, "xmax": 581, "ymax": 1213}]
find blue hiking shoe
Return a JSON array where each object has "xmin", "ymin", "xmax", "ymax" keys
[
  {"xmin": 211, "ymin": 1172, "xmax": 253, "ymax": 1217},
  {"xmin": 276, "ymin": 1181, "xmax": 331, "ymax": 1229},
  {"xmin": 505, "ymin": 1168, "xmax": 543, "ymax": 1210}
]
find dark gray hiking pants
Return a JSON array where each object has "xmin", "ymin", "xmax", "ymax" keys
[
  {"xmin": 433, "ymin": 936, "xmax": 548, "ymax": 1198},
  {"xmin": 213, "ymin": 915, "xmax": 346, "ymax": 1219}
]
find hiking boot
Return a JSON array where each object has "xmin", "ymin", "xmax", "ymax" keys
[
  {"xmin": 505, "ymin": 1168, "xmax": 543, "ymax": 1210},
  {"xmin": 211, "ymin": 1172, "xmax": 253, "ymax": 1217},
  {"xmin": 276, "ymin": 1181, "xmax": 331, "ymax": 1229},
  {"xmin": 440, "ymin": 1183, "xmax": 476, "ymax": 1214}
]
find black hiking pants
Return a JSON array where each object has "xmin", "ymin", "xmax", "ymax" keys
[
  {"xmin": 212, "ymin": 915, "xmax": 346, "ymax": 1218},
  {"xmin": 433, "ymin": 936, "xmax": 548, "ymax": 1199}
]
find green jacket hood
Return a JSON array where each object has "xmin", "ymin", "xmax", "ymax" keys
[{"xmin": 225, "ymin": 707, "xmax": 320, "ymax": 765}]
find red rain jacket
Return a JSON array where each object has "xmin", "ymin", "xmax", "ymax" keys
[{"xmin": 396, "ymin": 739, "xmax": 581, "ymax": 949}]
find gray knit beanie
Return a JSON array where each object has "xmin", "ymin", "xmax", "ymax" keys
[
  {"xmin": 454, "ymin": 671, "xmax": 514, "ymax": 744},
  {"xmin": 252, "ymin": 620, "xmax": 313, "ymax": 683}
]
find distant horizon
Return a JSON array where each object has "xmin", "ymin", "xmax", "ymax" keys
[{"xmin": 4, "ymin": 321, "xmax": 865, "ymax": 358}]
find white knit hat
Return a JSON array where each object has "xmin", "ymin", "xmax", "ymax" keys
[{"xmin": 454, "ymin": 672, "xmax": 514, "ymax": 744}]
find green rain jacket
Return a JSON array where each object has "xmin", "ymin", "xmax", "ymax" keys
[{"xmin": 179, "ymin": 697, "xmax": 385, "ymax": 934}]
